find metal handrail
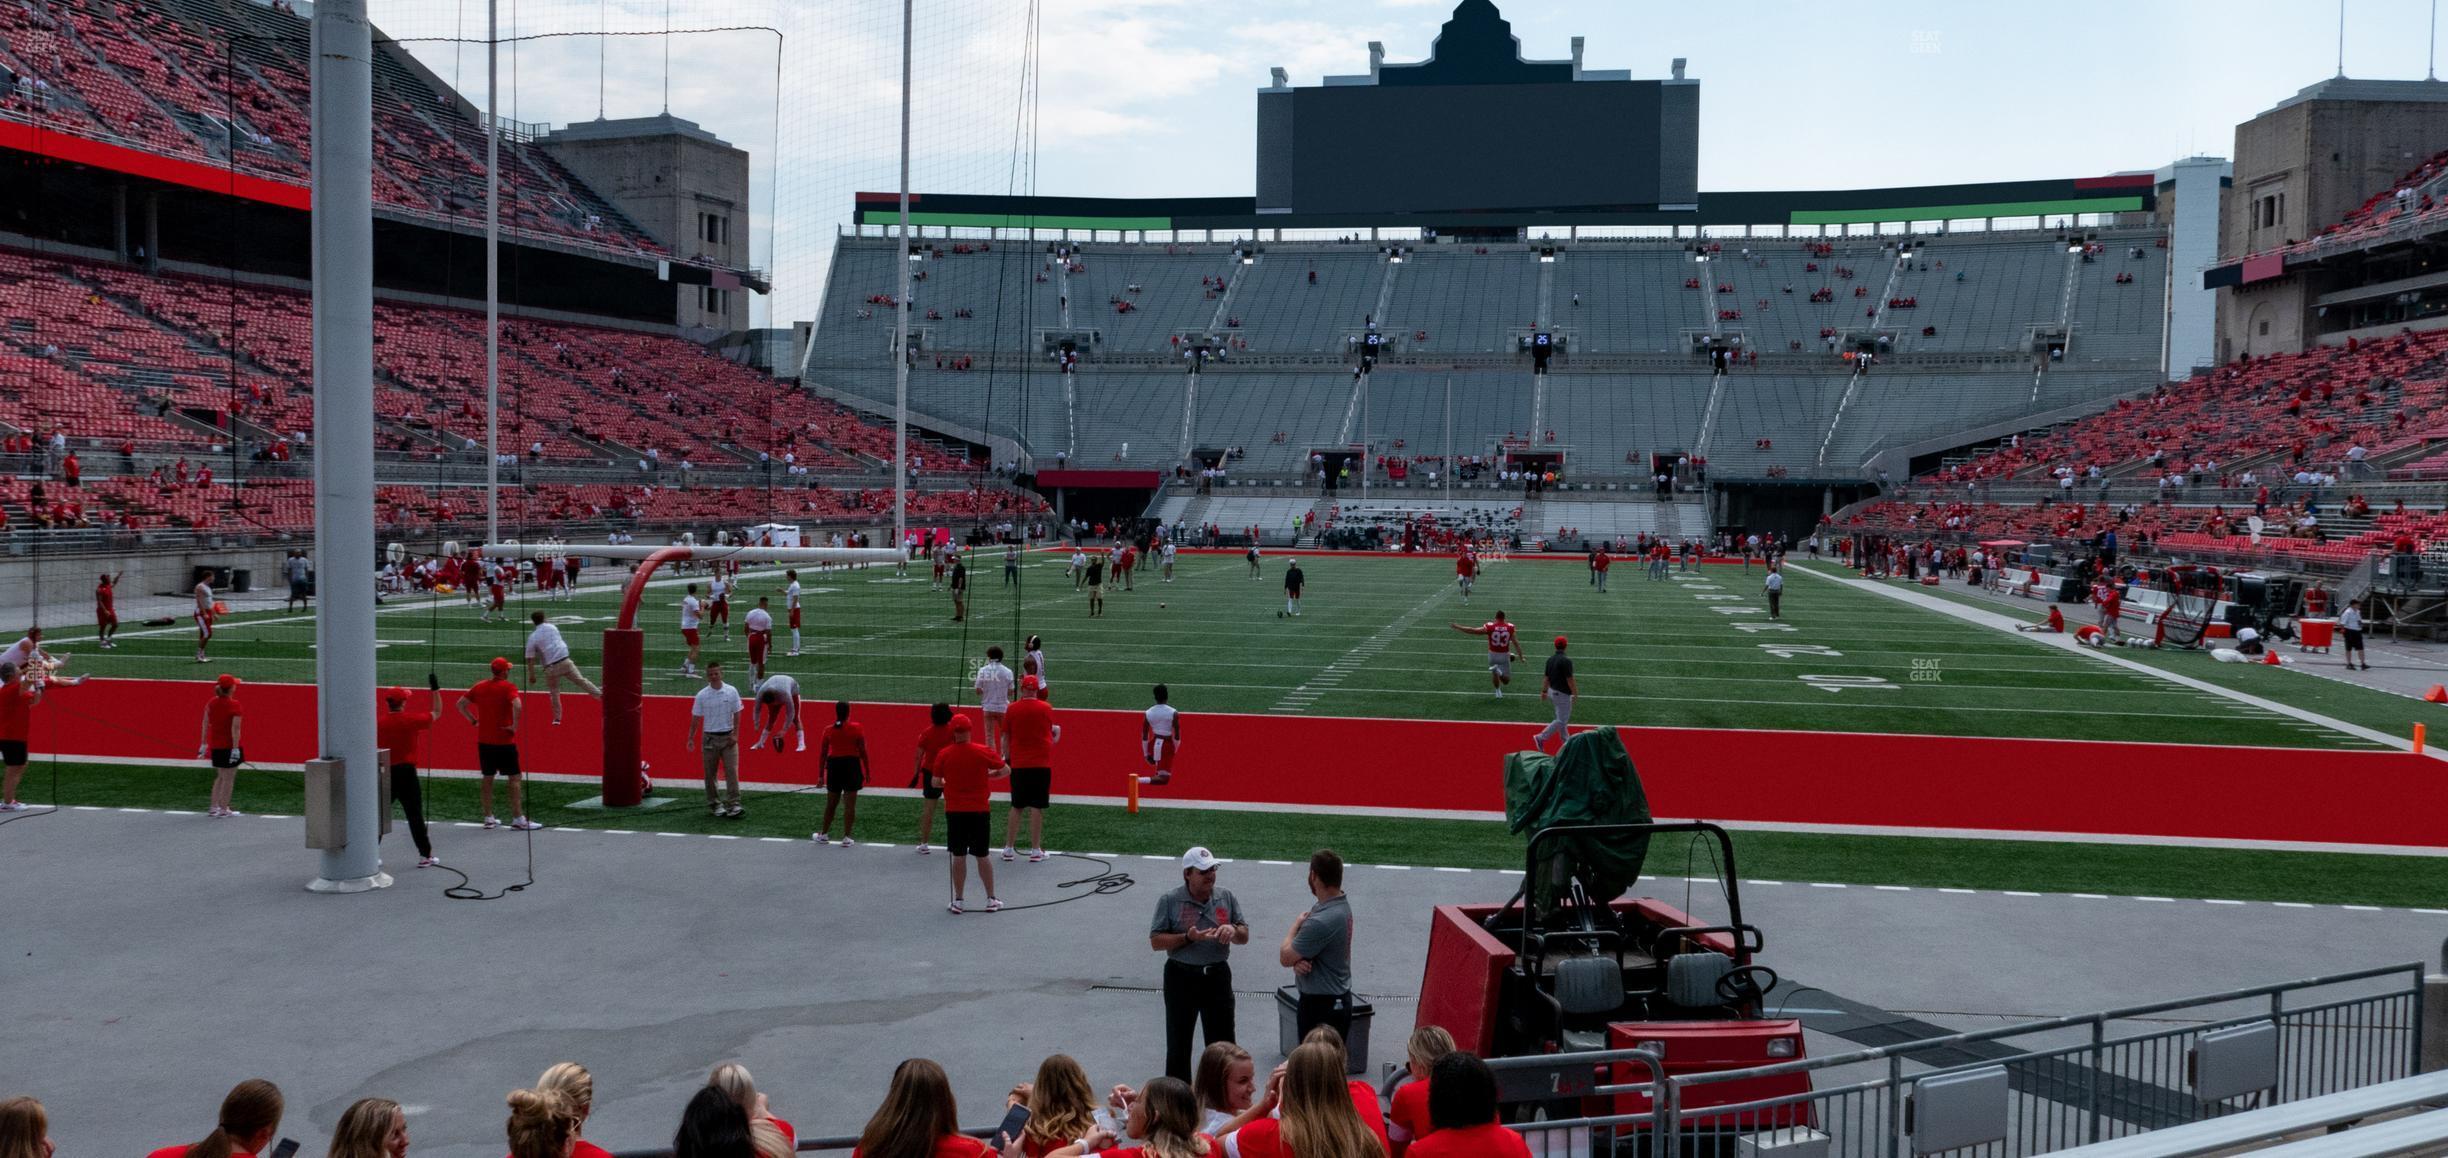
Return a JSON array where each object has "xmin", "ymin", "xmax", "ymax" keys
[{"xmin": 1670, "ymin": 963, "xmax": 2423, "ymax": 1090}]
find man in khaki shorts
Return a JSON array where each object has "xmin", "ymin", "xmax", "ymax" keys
[
  {"xmin": 687, "ymin": 661, "xmax": 745, "ymax": 819},
  {"xmin": 525, "ymin": 610, "xmax": 600, "ymax": 724}
]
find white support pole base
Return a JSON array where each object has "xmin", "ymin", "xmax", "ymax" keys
[{"xmin": 307, "ymin": 871, "xmax": 395, "ymax": 894}]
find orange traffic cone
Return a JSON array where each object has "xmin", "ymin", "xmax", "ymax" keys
[
  {"xmin": 2262, "ymin": 651, "xmax": 2282, "ymax": 666},
  {"xmin": 2423, "ymin": 685, "xmax": 2447, "ymax": 704}
]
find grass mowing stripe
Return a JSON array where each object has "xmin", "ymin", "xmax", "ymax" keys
[{"xmin": 14, "ymin": 760, "xmax": 2445, "ymax": 908}]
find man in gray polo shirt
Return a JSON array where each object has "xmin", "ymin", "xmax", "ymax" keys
[
  {"xmin": 1280, "ymin": 848, "xmax": 1354, "ymax": 1043},
  {"xmin": 1533, "ymin": 635, "xmax": 1576, "ymax": 753},
  {"xmin": 1150, "ymin": 845, "xmax": 1249, "ymax": 1081}
]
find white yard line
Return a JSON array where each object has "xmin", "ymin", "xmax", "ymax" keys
[{"xmin": 1787, "ymin": 565, "xmax": 2443, "ymax": 761}]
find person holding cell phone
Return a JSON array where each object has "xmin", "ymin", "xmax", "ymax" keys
[{"xmin": 1006, "ymin": 1055, "xmax": 1097, "ymax": 1157}]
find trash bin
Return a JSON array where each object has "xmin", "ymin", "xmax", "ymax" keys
[
  {"xmin": 1275, "ymin": 987, "xmax": 1372, "ymax": 1073},
  {"xmin": 229, "ymin": 568, "xmax": 252, "ymax": 593}
]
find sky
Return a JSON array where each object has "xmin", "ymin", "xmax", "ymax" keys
[{"xmin": 369, "ymin": 0, "xmax": 2448, "ymax": 325}]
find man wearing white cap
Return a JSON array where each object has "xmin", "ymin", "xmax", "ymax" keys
[{"xmin": 1150, "ymin": 845, "xmax": 1249, "ymax": 1081}]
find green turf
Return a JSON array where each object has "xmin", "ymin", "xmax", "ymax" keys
[
  {"xmin": 1807, "ymin": 561, "xmax": 2435, "ymax": 746},
  {"xmin": 12, "ymin": 761, "xmax": 2443, "ymax": 907},
  {"xmin": 35, "ymin": 551, "xmax": 2389, "ymax": 750}
]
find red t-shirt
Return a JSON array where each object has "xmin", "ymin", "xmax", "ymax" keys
[
  {"xmin": 930, "ymin": 741, "xmax": 1005, "ymax": 812},
  {"xmin": 1408, "ymin": 1122, "xmax": 1529, "ymax": 1158},
  {"xmin": 821, "ymin": 721, "xmax": 867, "ymax": 760},
  {"xmin": 206, "ymin": 696, "xmax": 242, "ymax": 747},
  {"xmin": 96, "ymin": 580, "xmax": 114, "ymax": 615},
  {"xmin": 574, "ymin": 1142, "xmax": 615, "ymax": 1158},
  {"xmin": 0, "ymin": 681, "xmax": 33, "ymax": 743},
  {"xmin": 378, "ymin": 709, "xmax": 434, "ymax": 766},
  {"xmin": 1005, "ymin": 698, "xmax": 1055, "ymax": 766},
  {"xmin": 150, "ymin": 1148, "xmax": 257, "ymax": 1158},
  {"xmin": 1235, "ymin": 1082, "xmax": 1390, "ymax": 1156},
  {"xmin": 1390, "ymin": 1080, "xmax": 1433, "ymax": 1152},
  {"xmin": 850, "ymin": 1137, "xmax": 989, "ymax": 1158},
  {"xmin": 914, "ymin": 722, "xmax": 956, "ymax": 786},
  {"xmin": 464, "ymin": 678, "xmax": 518, "ymax": 745}
]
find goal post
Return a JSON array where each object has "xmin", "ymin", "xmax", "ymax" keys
[{"xmin": 480, "ymin": 541, "xmax": 904, "ymax": 805}]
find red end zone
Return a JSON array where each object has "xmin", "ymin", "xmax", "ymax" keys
[{"xmin": 41, "ymin": 679, "xmax": 2442, "ymax": 849}]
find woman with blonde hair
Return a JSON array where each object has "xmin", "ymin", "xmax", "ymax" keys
[
  {"xmin": 147, "ymin": 1079, "xmax": 284, "ymax": 1158},
  {"xmin": 1224, "ymin": 1043, "xmax": 1386, "ymax": 1158},
  {"xmin": 853, "ymin": 1059, "xmax": 991, "ymax": 1158},
  {"xmin": 707, "ymin": 1062, "xmax": 795, "ymax": 1158},
  {"xmin": 0, "ymin": 1096, "xmax": 54, "ymax": 1158},
  {"xmin": 1012, "ymin": 1055, "xmax": 1098, "ymax": 1157},
  {"xmin": 535, "ymin": 1064, "xmax": 611, "ymax": 1158},
  {"xmin": 1386, "ymin": 1026, "xmax": 1455, "ymax": 1155},
  {"xmin": 1190, "ymin": 1042, "xmax": 1260, "ymax": 1138},
  {"xmin": 1038, "ymin": 1077, "xmax": 1211, "ymax": 1158},
  {"xmin": 504, "ymin": 1087, "xmax": 580, "ymax": 1158},
  {"xmin": 327, "ymin": 1098, "xmax": 409, "ymax": 1158}
]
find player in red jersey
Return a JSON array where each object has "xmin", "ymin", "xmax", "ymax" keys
[
  {"xmin": 1449, "ymin": 610, "xmax": 1524, "ymax": 697},
  {"xmin": 1454, "ymin": 549, "xmax": 1478, "ymax": 604},
  {"xmin": 94, "ymin": 570, "xmax": 122, "ymax": 649},
  {"xmin": 483, "ymin": 560, "xmax": 508, "ymax": 622}
]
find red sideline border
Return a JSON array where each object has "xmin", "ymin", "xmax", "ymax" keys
[{"xmin": 35, "ymin": 679, "xmax": 2443, "ymax": 849}]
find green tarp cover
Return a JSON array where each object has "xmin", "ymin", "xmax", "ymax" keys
[{"xmin": 1503, "ymin": 726, "xmax": 1653, "ymax": 911}]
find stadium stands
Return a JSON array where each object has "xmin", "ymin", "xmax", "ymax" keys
[
  {"xmin": 0, "ymin": 0, "xmax": 668, "ymax": 257},
  {"xmin": 1548, "ymin": 247, "xmax": 1691, "ymax": 352},
  {"xmin": 1384, "ymin": 250, "xmax": 1541, "ymax": 353}
]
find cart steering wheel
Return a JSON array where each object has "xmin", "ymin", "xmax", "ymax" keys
[{"xmin": 1715, "ymin": 964, "xmax": 1779, "ymax": 1005}]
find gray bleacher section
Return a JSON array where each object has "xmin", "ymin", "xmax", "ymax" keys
[
  {"xmin": 807, "ymin": 240, "xmax": 1055, "ymax": 364},
  {"xmin": 1816, "ymin": 368, "xmax": 2149, "ymax": 472},
  {"xmin": 1538, "ymin": 499, "xmax": 1706, "ymax": 540},
  {"xmin": 1702, "ymin": 374, "xmax": 1847, "ymax": 474},
  {"xmin": 1357, "ymin": 371, "xmax": 1534, "ymax": 453},
  {"xmin": 1710, "ymin": 242, "xmax": 1888, "ymax": 352},
  {"xmin": 1203, "ymin": 496, "xmax": 1319, "ymax": 536},
  {"xmin": 1384, "ymin": 251, "xmax": 1541, "ymax": 353},
  {"xmin": 1231, "ymin": 252, "xmax": 1383, "ymax": 352},
  {"xmin": 1543, "ymin": 374, "xmax": 1713, "ymax": 466},
  {"xmin": 1067, "ymin": 248, "xmax": 1237, "ymax": 352},
  {"xmin": 1879, "ymin": 235, "xmax": 2068, "ymax": 353},
  {"xmin": 811, "ymin": 366, "xmax": 1067, "ymax": 450},
  {"xmin": 1548, "ymin": 248, "xmax": 1690, "ymax": 353},
  {"xmin": 1193, "ymin": 374, "xmax": 1356, "ymax": 471},
  {"xmin": 2068, "ymin": 243, "xmax": 2170, "ymax": 363},
  {"xmin": 1074, "ymin": 373, "xmax": 1183, "ymax": 463}
]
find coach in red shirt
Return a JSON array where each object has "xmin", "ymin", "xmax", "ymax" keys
[
  {"xmin": 378, "ymin": 687, "xmax": 439, "ymax": 867},
  {"xmin": 930, "ymin": 715, "xmax": 1007, "ymax": 914},
  {"xmin": 198, "ymin": 674, "xmax": 245, "ymax": 817},
  {"xmin": 1000, "ymin": 676, "xmax": 1059, "ymax": 863},
  {"xmin": 457, "ymin": 657, "xmax": 537, "ymax": 830}
]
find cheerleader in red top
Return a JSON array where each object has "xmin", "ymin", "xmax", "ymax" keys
[
  {"xmin": 1218, "ymin": 1042, "xmax": 1384, "ymax": 1158},
  {"xmin": 535, "ymin": 1063, "xmax": 614, "ymax": 1158},
  {"xmin": 709, "ymin": 1063, "xmax": 797, "ymax": 1158},
  {"xmin": 1039, "ymin": 1077, "xmax": 1219, "ymax": 1158},
  {"xmin": 1404, "ymin": 1054, "xmax": 1529, "ymax": 1158},
  {"xmin": 1386, "ymin": 1026, "xmax": 1457, "ymax": 1156},
  {"xmin": 853, "ymin": 1059, "xmax": 993, "ymax": 1158}
]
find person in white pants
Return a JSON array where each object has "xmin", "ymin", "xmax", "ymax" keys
[{"xmin": 1532, "ymin": 635, "xmax": 1576, "ymax": 754}]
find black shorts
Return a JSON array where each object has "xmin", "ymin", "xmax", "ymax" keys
[
  {"xmin": 208, "ymin": 747, "xmax": 241, "ymax": 770},
  {"xmin": 1010, "ymin": 767, "xmax": 1051, "ymax": 810},
  {"xmin": 2344, "ymin": 628, "xmax": 2365, "ymax": 649},
  {"xmin": 945, "ymin": 810, "xmax": 990, "ymax": 857},
  {"xmin": 0, "ymin": 740, "xmax": 25, "ymax": 766},
  {"xmin": 921, "ymin": 778, "xmax": 943, "ymax": 800},
  {"xmin": 825, "ymin": 756, "xmax": 863, "ymax": 793},
  {"xmin": 477, "ymin": 742, "xmax": 521, "ymax": 777}
]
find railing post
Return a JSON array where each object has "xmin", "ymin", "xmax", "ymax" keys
[
  {"xmin": 1886, "ymin": 1054, "xmax": 1907, "ymax": 1158},
  {"xmin": 1658, "ymin": 1065, "xmax": 1678, "ymax": 1158},
  {"xmin": 2422, "ymin": 964, "xmax": 2445, "ymax": 1078},
  {"xmin": 2086, "ymin": 1017, "xmax": 2107, "ymax": 1144}
]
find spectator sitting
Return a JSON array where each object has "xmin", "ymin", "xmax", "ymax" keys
[
  {"xmin": 1, "ymin": 1098, "xmax": 51, "ymax": 1158},
  {"xmin": 150, "ymin": 1081, "xmax": 285, "ymax": 1158},
  {"xmin": 1014, "ymin": 1055, "xmax": 1099, "ymax": 1157},
  {"xmin": 1191, "ymin": 1041, "xmax": 1261, "ymax": 1137},
  {"xmin": 855, "ymin": 1059, "xmax": 992, "ymax": 1157},
  {"xmin": 1219, "ymin": 1040, "xmax": 1381, "ymax": 1158},
  {"xmin": 506, "ymin": 1088, "xmax": 581, "ymax": 1158},
  {"xmin": 1046, "ymin": 1077, "xmax": 1210, "ymax": 1158},
  {"xmin": 709, "ymin": 1064, "xmax": 795, "ymax": 1158},
  {"xmin": 1406, "ymin": 1053, "xmax": 1531, "ymax": 1158},
  {"xmin": 673, "ymin": 1085, "xmax": 754, "ymax": 1158},
  {"xmin": 1388, "ymin": 1026, "xmax": 1457, "ymax": 1154}
]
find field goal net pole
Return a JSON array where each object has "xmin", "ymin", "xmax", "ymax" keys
[{"xmin": 480, "ymin": 542, "xmax": 902, "ymax": 806}]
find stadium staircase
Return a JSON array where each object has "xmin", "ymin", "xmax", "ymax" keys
[
  {"xmin": 1372, "ymin": 255, "xmax": 1399, "ymax": 336},
  {"xmin": 1693, "ymin": 369, "xmax": 1728, "ymax": 459},
  {"xmin": 1655, "ymin": 499, "xmax": 1687, "ymax": 540},
  {"xmin": 1338, "ymin": 369, "xmax": 1370, "ymax": 446},
  {"xmin": 1814, "ymin": 362, "xmax": 1869, "ymax": 474},
  {"xmin": 2056, "ymin": 245, "xmax": 2084, "ymax": 357},
  {"xmin": 1203, "ymin": 259, "xmax": 1247, "ymax": 334}
]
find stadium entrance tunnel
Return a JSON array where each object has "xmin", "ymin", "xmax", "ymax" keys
[{"xmin": 1718, "ymin": 479, "xmax": 1878, "ymax": 544}]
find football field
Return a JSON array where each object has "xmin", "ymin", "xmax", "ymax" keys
[{"xmin": 33, "ymin": 548, "xmax": 2417, "ymax": 751}]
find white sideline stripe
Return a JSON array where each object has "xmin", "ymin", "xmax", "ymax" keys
[
  {"xmin": 46, "ymin": 803, "xmax": 2444, "ymax": 914},
  {"xmin": 1788, "ymin": 564, "xmax": 2444, "ymax": 760}
]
